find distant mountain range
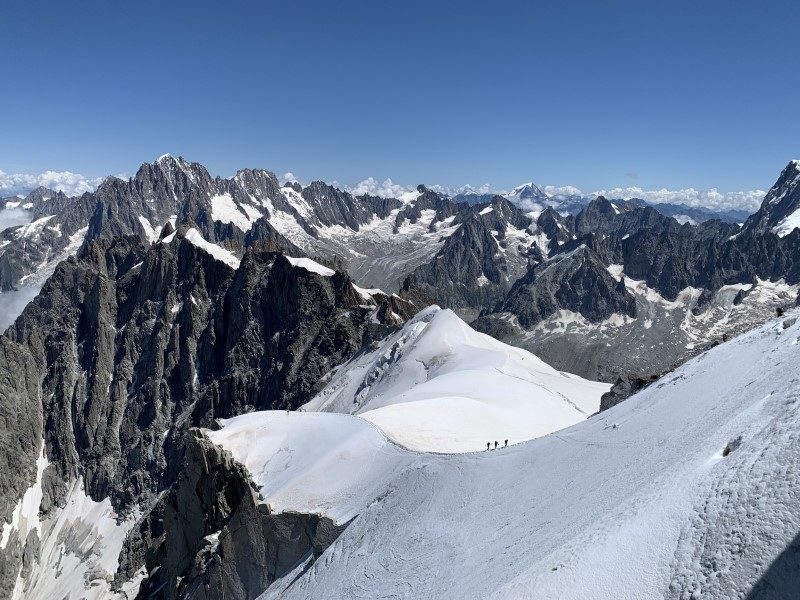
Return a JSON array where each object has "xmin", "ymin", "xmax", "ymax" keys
[
  {"xmin": 1, "ymin": 155, "xmax": 800, "ymax": 598},
  {"xmin": 452, "ymin": 182, "xmax": 751, "ymax": 224}
]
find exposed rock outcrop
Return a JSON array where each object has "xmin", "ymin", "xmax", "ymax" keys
[{"xmin": 138, "ymin": 430, "xmax": 345, "ymax": 599}]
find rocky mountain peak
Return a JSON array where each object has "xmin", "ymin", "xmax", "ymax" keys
[
  {"xmin": 283, "ymin": 180, "xmax": 303, "ymax": 193},
  {"xmin": 24, "ymin": 186, "xmax": 57, "ymax": 203},
  {"xmin": 477, "ymin": 244, "xmax": 636, "ymax": 331},
  {"xmin": 742, "ymin": 160, "xmax": 800, "ymax": 237},
  {"xmin": 766, "ymin": 160, "xmax": 800, "ymax": 206}
]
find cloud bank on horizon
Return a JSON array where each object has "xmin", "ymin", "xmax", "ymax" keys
[
  {"xmin": 1, "ymin": 166, "xmax": 766, "ymax": 213},
  {"xmin": 590, "ymin": 185, "xmax": 766, "ymax": 212},
  {"xmin": 348, "ymin": 177, "xmax": 766, "ymax": 212},
  {"xmin": 0, "ymin": 169, "xmax": 104, "ymax": 198}
]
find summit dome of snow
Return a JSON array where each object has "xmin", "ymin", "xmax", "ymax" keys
[{"xmin": 303, "ymin": 306, "xmax": 609, "ymax": 452}]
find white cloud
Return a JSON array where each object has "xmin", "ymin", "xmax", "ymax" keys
[
  {"xmin": 0, "ymin": 169, "xmax": 103, "ymax": 198},
  {"xmin": 455, "ymin": 183, "xmax": 493, "ymax": 195},
  {"xmin": 0, "ymin": 285, "xmax": 41, "ymax": 331},
  {"xmin": 590, "ymin": 186, "xmax": 766, "ymax": 212},
  {"xmin": 280, "ymin": 171, "xmax": 300, "ymax": 185},
  {"xmin": 347, "ymin": 179, "xmax": 494, "ymax": 198},
  {"xmin": 543, "ymin": 185, "xmax": 585, "ymax": 198},
  {"xmin": 347, "ymin": 177, "xmax": 414, "ymax": 198},
  {"xmin": 543, "ymin": 183, "xmax": 764, "ymax": 212},
  {"xmin": 0, "ymin": 207, "xmax": 33, "ymax": 232}
]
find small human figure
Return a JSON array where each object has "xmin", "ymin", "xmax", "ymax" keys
[
  {"xmin": 504, "ymin": 439, "xmax": 508, "ymax": 447},
  {"xmin": 777, "ymin": 306, "xmax": 785, "ymax": 317},
  {"xmin": 487, "ymin": 442, "xmax": 490, "ymax": 451},
  {"xmin": 494, "ymin": 441, "xmax": 498, "ymax": 449},
  {"xmin": 722, "ymin": 333, "xmax": 728, "ymax": 342}
]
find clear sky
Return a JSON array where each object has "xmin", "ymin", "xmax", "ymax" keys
[{"xmin": 2, "ymin": 0, "xmax": 798, "ymax": 197}]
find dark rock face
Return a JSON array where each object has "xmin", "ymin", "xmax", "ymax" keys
[
  {"xmin": 400, "ymin": 197, "xmax": 538, "ymax": 319},
  {"xmin": 404, "ymin": 185, "xmax": 799, "ymax": 338},
  {"xmin": 0, "ymin": 227, "xmax": 406, "ymax": 593},
  {"xmin": 535, "ymin": 207, "xmax": 574, "ymax": 253},
  {"xmin": 0, "ymin": 336, "xmax": 42, "ymax": 599},
  {"xmin": 0, "ymin": 156, "xmax": 302, "ymax": 291},
  {"xmin": 577, "ymin": 197, "xmax": 683, "ymax": 239},
  {"xmin": 301, "ymin": 181, "xmax": 400, "ymax": 230},
  {"xmin": 618, "ymin": 226, "xmax": 800, "ymax": 302},
  {"xmin": 243, "ymin": 218, "xmax": 304, "ymax": 256},
  {"xmin": 401, "ymin": 216, "xmax": 510, "ymax": 317},
  {"xmin": 468, "ymin": 172, "xmax": 800, "ymax": 339},
  {"xmin": 138, "ymin": 430, "xmax": 345, "ymax": 600},
  {"xmin": 393, "ymin": 186, "xmax": 463, "ymax": 233},
  {"xmin": 479, "ymin": 246, "xmax": 636, "ymax": 330},
  {"xmin": 600, "ymin": 373, "xmax": 662, "ymax": 411},
  {"xmin": 466, "ymin": 171, "xmax": 800, "ymax": 387}
]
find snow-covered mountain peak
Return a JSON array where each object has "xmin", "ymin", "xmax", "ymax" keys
[
  {"xmin": 304, "ymin": 305, "xmax": 608, "ymax": 452},
  {"xmin": 509, "ymin": 181, "xmax": 548, "ymax": 200}
]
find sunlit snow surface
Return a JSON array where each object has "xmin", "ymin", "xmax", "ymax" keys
[
  {"xmin": 210, "ymin": 192, "xmax": 260, "ymax": 231},
  {"xmin": 304, "ymin": 306, "xmax": 608, "ymax": 452},
  {"xmin": 209, "ymin": 311, "xmax": 800, "ymax": 600},
  {"xmin": 183, "ymin": 227, "xmax": 241, "ymax": 269},
  {"xmin": 11, "ymin": 480, "xmax": 142, "ymax": 600},
  {"xmin": 206, "ymin": 413, "xmax": 412, "ymax": 523},
  {"xmin": 285, "ymin": 256, "xmax": 335, "ymax": 277},
  {"xmin": 773, "ymin": 207, "xmax": 800, "ymax": 237},
  {"xmin": 2, "ymin": 447, "xmax": 142, "ymax": 600}
]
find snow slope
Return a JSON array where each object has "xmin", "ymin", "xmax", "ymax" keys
[
  {"xmin": 205, "ymin": 412, "xmax": 413, "ymax": 523},
  {"xmin": 303, "ymin": 306, "xmax": 609, "ymax": 452},
  {"xmin": 239, "ymin": 310, "xmax": 800, "ymax": 599},
  {"xmin": 11, "ymin": 480, "xmax": 142, "ymax": 600},
  {"xmin": 285, "ymin": 256, "xmax": 335, "ymax": 277},
  {"xmin": 183, "ymin": 227, "xmax": 241, "ymax": 268},
  {"xmin": 773, "ymin": 207, "xmax": 800, "ymax": 237}
]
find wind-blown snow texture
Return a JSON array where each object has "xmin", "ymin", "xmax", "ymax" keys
[
  {"xmin": 207, "ymin": 311, "xmax": 800, "ymax": 600},
  {"xmin": 304, "ymin": 306, "xmax": 608, "ymax": 452}
]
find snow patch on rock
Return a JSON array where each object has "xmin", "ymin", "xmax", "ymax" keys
[
  {"xmin": 184, "ymin": 228, "xmax": 241, "ymax": 269},
  {"xmin": 285, "ymin": 256, "xmax": 335, "ymax": 277}
]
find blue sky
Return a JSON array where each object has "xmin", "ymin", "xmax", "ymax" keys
[{"xmin": 1, "ymin": 0, "xmax": 798, "ymax": 201}]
